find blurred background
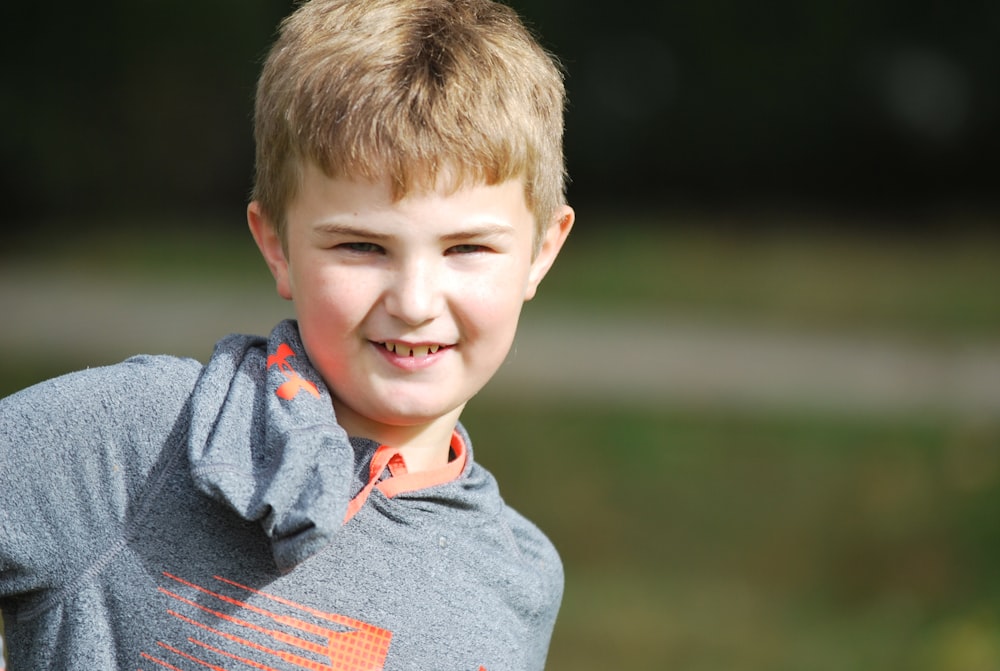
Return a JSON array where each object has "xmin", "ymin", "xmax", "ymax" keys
[{"xmin": 2, "ymin": 1, "xmax": 999, "ymax": 669}]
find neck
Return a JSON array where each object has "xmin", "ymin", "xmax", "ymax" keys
[{"xmin": 333, "ymin": 403, "xmax": 465, "ymax": 473}]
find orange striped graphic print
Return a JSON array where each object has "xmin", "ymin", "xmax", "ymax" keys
[{"xmin": 139, "ymin": 573, "xmax": 392, "ymax": 671}]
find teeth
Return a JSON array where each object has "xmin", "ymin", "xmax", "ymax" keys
[{"xmin": 382, "ymin": 342, "xmax": 442, "ymax": 357}]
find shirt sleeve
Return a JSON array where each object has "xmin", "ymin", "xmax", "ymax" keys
[{"xmin": 0, "ymin": 355, "xmax": 202, "ymax": 601}]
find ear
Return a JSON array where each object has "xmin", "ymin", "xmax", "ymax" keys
[
  {"xmin": 525, "ymin": 205, "xmax": 575, "ymax": 301},
  {"xmin": 247, "ymin": 201, "xmax": 293, "ymax": 301}
]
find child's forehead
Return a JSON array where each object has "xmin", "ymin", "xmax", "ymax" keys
[{"xmin": 299, "ymin": 158, "xmax": 528, "ymax": 204}]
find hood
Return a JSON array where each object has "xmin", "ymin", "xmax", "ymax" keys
[{"xmin": 186, "ymin": 320, "xmax": 356, "ymax": 572}]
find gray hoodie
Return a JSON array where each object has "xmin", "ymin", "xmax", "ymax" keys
[{"xmin": 0, "ymin": 320, "xmax": 562, "ymax": 670}]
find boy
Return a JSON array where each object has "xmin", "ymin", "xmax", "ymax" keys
[{"xmin": 0, "ymin": 0, "xmax": 574, "ymax": 669}]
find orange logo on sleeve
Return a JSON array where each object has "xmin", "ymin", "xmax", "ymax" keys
[{"xmin": 267, "ymin": 343, "xmax": 320, "ymax": 401}]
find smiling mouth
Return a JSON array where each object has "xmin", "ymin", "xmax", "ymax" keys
[{"xmin": 378, "ymin": 341, "xmax": 450, "ymax": 358}]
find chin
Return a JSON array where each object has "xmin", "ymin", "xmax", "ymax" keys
[
  {"xmin": 382, "ymin": 396, "xmax": 471, "ymax": 425},
  {"xmin": 378, "ymin": 407, "xmax": 452, "ymax": 426}
]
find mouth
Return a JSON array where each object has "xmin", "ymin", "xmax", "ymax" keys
[{"xmin": 376, "ymin": 341, "xmax": 452, "ymax": 359}]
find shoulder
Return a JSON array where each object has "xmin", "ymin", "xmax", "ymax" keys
[
  {"xmin": 1, "ymin": 354, "xmax": 203, "ymax": 432},
  {"xmin": 495, "ymin": 502, "xmax": 565, "ymax": 656},
  {"xmin": 2, "ymin": 354, "xmax": 203, "ymax": 402},
  {"xmin": 500, "ymin": 504, "xmax": 563, "ymax": 577},
  {"xmin": 1, "ymin": 353, "xmax": 204, "ymax": 472},
  {"xmin": 478, "ymin": 468, "xmax": 564, "ymax": 605},
  {"xmin": 0, "ymin": 355, "xmax": 204, "ymax": 596},
  {"xmin": 458, "ymin": 439, "xmax": 564, "ymax": 586}
]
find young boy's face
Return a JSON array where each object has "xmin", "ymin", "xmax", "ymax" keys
[{"xmin": 249, "ymin": 163, "xmax": 572, "ymax": 448}]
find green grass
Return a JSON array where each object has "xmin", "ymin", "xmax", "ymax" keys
[
  {"xmin": 463, "ymin": 401, "xmax": 1000, "ymax": 671},
  {"xmin": 548, "ymin": 222, "xmax": 1000, "ymax": 338},
  {"xmin": 8, "ymin": 215, "xmax": 267, "ymax": 286}
]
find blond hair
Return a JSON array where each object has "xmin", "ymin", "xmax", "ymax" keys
[{"xmin": 252, "ymin": 0, "xmax": 567, "ymax": 248}]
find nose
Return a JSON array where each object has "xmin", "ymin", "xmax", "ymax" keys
[{"xmin": 383, "ymin": 257, "xmax": 444, "ymax": 326}]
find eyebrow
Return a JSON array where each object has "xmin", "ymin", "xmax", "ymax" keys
[
  {"xmin": 312, "ymin": 221, "xmax": 515, "ymax": 241},
  {"xmin": 312, "ymin": 222, "xmax": 391, "ymax": 241},
  {"xmin": 440, "ymin": 223, "xmax": 516, "ymax": 242}
]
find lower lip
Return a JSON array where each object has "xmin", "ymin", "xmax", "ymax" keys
[{"xmin": 372, "ymin": 342, "xmax": 453, "ymax": 371}]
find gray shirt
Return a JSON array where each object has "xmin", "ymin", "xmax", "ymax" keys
[{"xmin": 0, "ymin": 320, "xmax": 562, "ymax": 670}]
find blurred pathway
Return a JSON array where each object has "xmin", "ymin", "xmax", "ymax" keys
[{"xmin": 3, "ymin": 267, "xmax": 1000, "ymax": 418}]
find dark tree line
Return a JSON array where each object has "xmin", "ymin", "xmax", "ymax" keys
[{"xmin": 3, "ymin": 0, "xmax": 997, "ymax": 229}]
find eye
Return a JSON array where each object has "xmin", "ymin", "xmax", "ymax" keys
[
  {"xmin": 446, "ymin": 244, "xmax": 490, "ymax": 255},
  {"xmin": 339, "ymin": 242, "xmax": 384, "ymax": 254}
]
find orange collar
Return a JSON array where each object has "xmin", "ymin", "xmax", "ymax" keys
[{"xmin": 343, "ymin": 431, "xmax": 468, "ymax": 524}]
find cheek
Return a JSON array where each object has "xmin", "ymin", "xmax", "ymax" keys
[
  {"xmin": 457, "ymin": 274, "xmax": 528, "ymax": 338},
  {"xmin": 292, "ymin": 271, "xmax": 370, "ymax": 354},
  {"xmin": 461, "ymin": 256, "xmax": 531, "ymax": 303},
  {"xmin": 296, "ymin": 265, "xmax": 371, "ymax": 315}
]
